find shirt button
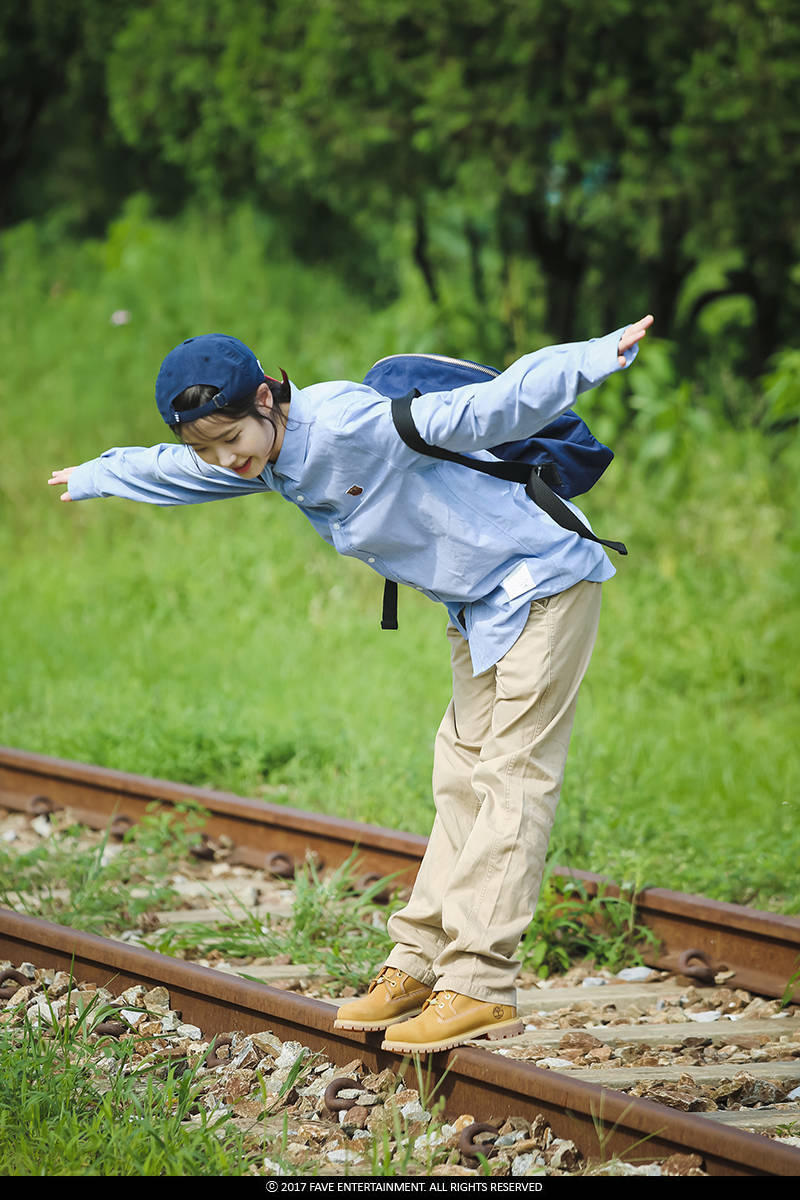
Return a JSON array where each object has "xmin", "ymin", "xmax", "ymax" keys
[
  {"xmin": 333, "ymin": 521, "xmax": 340, "ymax": 530},
  {"xmin": 297, "ymin": 494, "xmax": 304, "ymax": 502},
  {"xmin": 368, "ymin": 557, "xmax": 375, "ymax": 563}
]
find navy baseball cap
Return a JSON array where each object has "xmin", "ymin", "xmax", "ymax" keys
[{"xmin": 155, "ymin": 333, "xmax": 266, "ymax": 425}]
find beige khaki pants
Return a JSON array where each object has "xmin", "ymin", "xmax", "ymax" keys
[{"xmin": 385, "ymin": 579, "xmax": 602, "ymax": 1005}]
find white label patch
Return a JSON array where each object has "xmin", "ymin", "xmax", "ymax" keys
[{"xmin": 501, "ymin": 562, "xmax": 535, "ymax": 601}]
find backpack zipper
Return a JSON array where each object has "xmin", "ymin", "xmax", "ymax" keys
[{"xmin": 369, "ymin": 352, "xmax": 500, "ymax": 378}]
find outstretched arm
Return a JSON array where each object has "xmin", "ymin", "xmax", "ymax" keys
[
  {"xmin": 408, "ymin": 316, "xmax": 655, "ymax": 453},
  {"xmin": 46, "ymin": 443, "xmax": 271, "ymax": 506}
]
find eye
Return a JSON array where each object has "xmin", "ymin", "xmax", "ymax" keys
[{"xmin": 225, "ymin": 433, "xmax": 240, "ymax": 444}]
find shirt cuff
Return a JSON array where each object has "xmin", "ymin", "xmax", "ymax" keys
[
  {"xmin": 582, "ymin": 326, "xmax": 639, "ymax": 383},
  {"xmin": 67, "ymin": 460, "xmax": 100, "ymax": 500}
]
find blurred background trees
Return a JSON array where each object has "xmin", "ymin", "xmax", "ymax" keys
[{"xmin": 3, "ymin": 0, "xmax": 800, "ymax": 409}]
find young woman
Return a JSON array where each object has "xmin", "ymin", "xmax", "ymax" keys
[{"xmin": 49, "ymin": 315, "xmax": 653, "ymax": 1053}]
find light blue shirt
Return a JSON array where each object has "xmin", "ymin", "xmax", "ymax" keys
[{"xmin": 68, "ymin": 328, "xmax": 635, "ymax": 674}]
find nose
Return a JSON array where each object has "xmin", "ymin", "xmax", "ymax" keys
[{"xmin": 218, "ymin": 446, "xmax": 238, "ymax": 468}]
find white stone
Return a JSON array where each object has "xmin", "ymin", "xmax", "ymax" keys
[
  {"xmin": 615, "ymin": 966, "xmax": 655, "ymax": 982},
  {"xmin": 118, "ymin": 930, "xmax": 147, "ymax": 945},
  {"xmin": 176, "ymin": 1022, "xmax": 203, "ymax": 1040},
  {"xmin": 512, "ymin": 1153, "xmax": 545, "ymax": 1175},
  {"xmin": 414, "ymin": 1130, "xmax": 445, "ymax": 1151},
  {"xmin": 786, "ymin": 1085, "xmax": 800, "ymax": 1100},
  {"xmin": 231, "ymin": 1039, "xmax": 258, "ymax": 1069},
  {"xmin": 687, "ymin": 1010, "xmax": 722, "ymax": 1022},
  {"xmin": 592, "ymin": 1162, "xmax": 663, "ymax": 1176},
  {"xmin": 274, "ymin": 1041, "xmax": 305, "ymax": 1070},
  {"xmin": 400, "ymin": 1099, "xmax": 431, "ymax": 1123},
  {"xmin": 119, "ymin": 1008, "xmax": 146, "ymax": 1027},
  {"xmin": 118, "ymin": 984, "xmax": 146, "ymax": 1004},
  {"xmin": 580, "ymin": 976, "xmax": 608, "ymax": 987},
  {"xmin": 326, "ymin": 1148, "xmax": 362, "ymax": 1164},
  {"xmin": 27, "ymin": 996, "xmax": 55, "ymax": 1023},
  {"xmin": 537, "ymin": 1057, "xmax": 577, "ymax": 1070},
  {"xmin": 31, "ymin": 815, "xmax": 53, "ymax": 837}
]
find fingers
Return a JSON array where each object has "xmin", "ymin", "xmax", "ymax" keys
[
  {"xmin": 48, "ymin": 467, "xmax": 76, "ymax": 485},
  {"xmin": 48, "ymin": 467, "xmax": 75, "ymax": 500},
  {"xmin": 617, "ymin": 314, "xmax": 654, "ymax": 364}
]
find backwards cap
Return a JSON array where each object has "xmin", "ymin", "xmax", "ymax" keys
[{"xmin": 155, "ymin": 333, "xmax": 266, "ymax": 426}]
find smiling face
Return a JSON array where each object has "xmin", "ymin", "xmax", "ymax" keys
[{"xmin": 179, "ymin": 384, "xmax": 285, "ymax": 478}]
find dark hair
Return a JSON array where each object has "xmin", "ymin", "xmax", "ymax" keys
[{"xmin": 170, "ymin": 371, "xmax": 291, "ymax": 437}]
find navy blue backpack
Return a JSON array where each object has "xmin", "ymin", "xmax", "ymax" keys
[{"xmin": 362, "ymin": 352, "xmax": 627, "ymax": 629}]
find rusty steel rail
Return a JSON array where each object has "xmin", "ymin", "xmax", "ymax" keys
[
  {"xmin": 0, "ymin": 745, "xmax": 425, "ymax": 881},
  {"xmin": 1, "ymin": 746, "xmax": 799, "ymax": 1002},
  {"xmin": 2, "ymin": 908, "xmax": 800, "ymax": 1177}
]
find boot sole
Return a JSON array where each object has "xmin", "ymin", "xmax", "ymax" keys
[
  {"xmin": 381, "ymin": 1017, "xmax": 524, "ymax": 1054},
  {"xmin": 333, "ymin": 1005, "xmax": 426, "ymax": 1032}
]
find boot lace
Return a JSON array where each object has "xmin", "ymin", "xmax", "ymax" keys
[{"xmin": 421, "ymin": 990, "xmax": 453, "ymax": 1013}]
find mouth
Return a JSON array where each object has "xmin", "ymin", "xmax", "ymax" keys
[{"xmin": 233, "ymin": 458, "xmax": 253, "ymax": 475}]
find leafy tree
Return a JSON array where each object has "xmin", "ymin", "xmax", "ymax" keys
[
  {"xmin": 5, "ymin": 0, "xmax": 799, "ymax": 386},
  {"xmin": 0, "ymin": 0, "xmax": 183, "ymax": 231},
  {"xmin": 106, "ymin": 0, "xmax": 800, "ymax": 376}
]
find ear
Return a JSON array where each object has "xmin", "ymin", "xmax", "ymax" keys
[{"xmin": 254, "ymin": 381, "xmax": 275, "ymax": 416}]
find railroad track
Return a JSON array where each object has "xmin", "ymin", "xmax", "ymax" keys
[{"xmin": 2, "ymin": 746, "xmax": 800, "ymax": 1176}]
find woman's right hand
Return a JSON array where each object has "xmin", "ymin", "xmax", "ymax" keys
[{"xmin": 48, "ymin": 467, "xmax": 76, "ymax": 501}]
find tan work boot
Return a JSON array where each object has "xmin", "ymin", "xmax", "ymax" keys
[
  {"xmin": 333, "ymin": 966, "xmax": 432, "ymax": 1032},
  {"xmin": 381, "ymin": 990, "xmax": 524, "ymax": 1054}
]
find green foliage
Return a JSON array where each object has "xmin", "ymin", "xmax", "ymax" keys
[
  {"xmin": 98, "ymin": 0, "xmax": 800, "ymax": 372},
  {"xmin": 0, "ymin": 1, "xmax": 180, "ymax": 231},
  {"xmin": 7, "ymin": 2, "xmax": 800, "ymax": 375},
  {"xmin": 151, "ymin": 853, "xmax": 396, "ymax": 993},
  {"xmin": 0, "ymin": 1001, "xmax": 252, "ymax": 1176},
  {"xmin": 0, "ymin": 807, "xmax": 206, "ymax": 933},
  {"xmin": 760, "ymin": 348, "xmax": 800, "ymax": 430},
  {"xmin": 781, "ymin": 959, "xmax": 800, "ymax": 1009},
  {"xmin": 519, "ymin": 872, "xmax": 659, "ymax": 978}
]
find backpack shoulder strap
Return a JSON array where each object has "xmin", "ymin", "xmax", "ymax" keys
[{"xmin": 391, "ymin": 391, "xmax": 628, "ymax": 555}]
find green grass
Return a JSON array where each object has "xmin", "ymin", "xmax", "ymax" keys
[
  {"xmin": 519, "ymin": 870, "xmax": 660, "ymax": 978},
  {"xmin": 148, "ymin": 856, "xmax": 657, "ymax": 989},
  {"xmin": 0, "ymin": 807, "xmax": 207, "ymax": 933},
  {"xmin": 149, "ymin": 853, "xmax": 398, "ymax": 993},
  {"xmin": 0, "ymin": 993, "xmax": 254, "ymax": 1176},
  {"xmin": 1, "ymin": 201, "xmax": 798, "ymax": 914}
]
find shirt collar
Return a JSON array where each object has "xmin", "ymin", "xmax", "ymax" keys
[{"xmin": 270, "ymin": 382, "xmax": 311, "ymax": 484}]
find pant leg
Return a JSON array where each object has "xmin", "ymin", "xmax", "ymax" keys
[
  {"xmin": 385, "ymin": 622, "xmax": 495, "ymax": 985},
  {"xmin": 433, "ymin": 580, "xmax": 602, "ymax": 1004}
]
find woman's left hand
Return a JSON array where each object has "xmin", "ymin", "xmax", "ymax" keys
[{"xmin": 617, "ymin": 314, "xmax": 654, "ymax": 365}]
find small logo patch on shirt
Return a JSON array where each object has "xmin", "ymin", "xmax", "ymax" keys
[
  {"xmin": 346, "ymin": 484, "xmax": 363, "ymax": 496},
  {"xmin": 501, "ymin": 562, "xmax": 535, "ymax": 601}
]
